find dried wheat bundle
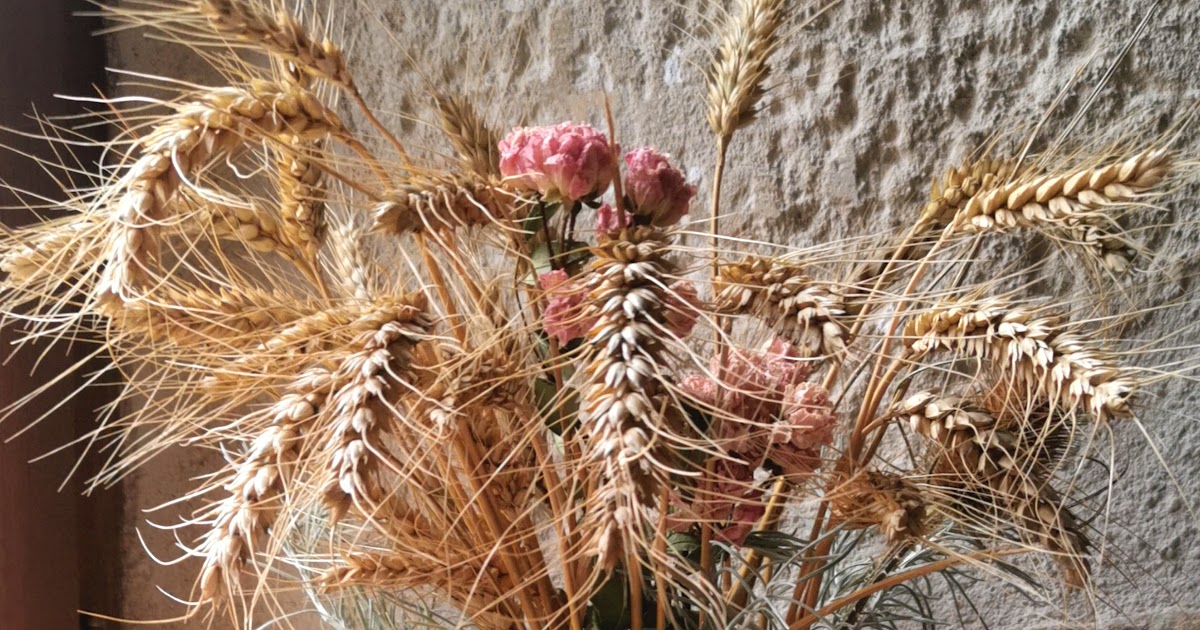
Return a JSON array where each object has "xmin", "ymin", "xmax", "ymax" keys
[{"xmin": 0, "ymin": 1, "xmax": 1197, "ymax": 630}]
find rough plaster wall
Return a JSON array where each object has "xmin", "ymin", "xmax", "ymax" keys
[{"xmin": 105, "ymin": 1, "xmax": 1200, "ymax": 627}]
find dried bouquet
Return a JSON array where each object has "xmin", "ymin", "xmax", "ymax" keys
[{"xmin": 1, "ymin": 0, "xmax": 1197, "ymax": 628}]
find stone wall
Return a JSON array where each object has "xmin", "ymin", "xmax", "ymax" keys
[{"xmin": 106, "ymin": 1, "xmax": 1200, "ymax": 627}]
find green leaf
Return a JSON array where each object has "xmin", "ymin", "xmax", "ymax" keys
[
  {"xmin": 519, "ymin": 201, "xmax": 559, "ymax": 242},
  {"xmin": 534, "ymin": 378, "xmax": 579, "ymax": 435},
  {"xmin": 665, "ymin": 531, "xmax": 700, "ymax": 556},
  {"xmin": 586, "ymin": 571, "xmax": 629, "ymax": 630}
]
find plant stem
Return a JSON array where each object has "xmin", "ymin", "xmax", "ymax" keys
[
  {"xmin": 787, "ymin": 548, "xmax": 1022, "ymax": 629},
  {"xmin": 654, "ymin": 487, "xmax": 670, "ymax": 630}
]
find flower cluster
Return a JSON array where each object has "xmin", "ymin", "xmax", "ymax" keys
[
  {"xmin": 683, "ymin": 338, "xmax": 836, "ymax": 476},
  {"xmin": 498, "ymin": 123, "xmax": 695, "ymax": 236}
]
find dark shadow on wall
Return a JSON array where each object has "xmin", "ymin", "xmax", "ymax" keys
[{"xmin": 0, "ymin": 2, "xmax": 120, "ymax": 629}]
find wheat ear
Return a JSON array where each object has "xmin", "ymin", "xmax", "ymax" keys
[
  {"xmin": 371, "ymin": 175, "xmax": 516, "ymax": 235},
  {"xmin": 952, "ymin": 149, "xmax": 1172, "ymax": 272},
  {"xmin": 706, "ymin": 0, "xmax": 787, "ymax": 140},
  {"xmin": 904, "ymin": 299, "xmax": 1137, "ymax": 423},
  {"xmin": 715, "ymin": 256, "xmax": 850, "ymax": 358},
  {"xmin": 828, "ymin": 470, "xmax": 929, "ymax": 543},
  {"xmin": 198, "ymin": 366, "xmax": 334, "ymax": 603},
  {"xmin": 276, "ymin": 148, "xmax": 326, "ymax": 260},
  {"xmin": 199, "ymin": 0, "xmax": 352, "ymax": 86},
  {"xmin": 111, "ymin": 284, "xmax": 304, "ymax": 348},
  {"xmin": 319, "ymin": 301, "xmax": 431, "ymax": 521},
  {"xmin": 435, "ymin": 93, "xmax": 501, "ymax": 176},
  {"xmin": 899, "ymin": 391, "xmax": 1091, "ymax": 586},
  {"xmin": 97, "ymin": 81, "xmax": 345, "ymax": 307},
  {"xmin": 578, "ymin": 227, "xmax": 688, "ymax": 571}
]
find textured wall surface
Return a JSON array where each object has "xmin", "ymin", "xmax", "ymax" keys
[{"xmin": 104, "ymin": 1, "xmax": 1200, "ymax": 628}]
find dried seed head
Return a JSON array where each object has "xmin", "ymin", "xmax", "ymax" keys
[
  {"xmin": 706, "ymin": 0, "xmax": 787, "ymax": 140},
  {"xmin": 435, "ymin": 93, "xmax": 501, "ymax": 176},
  {"xmin": 371, "ymin": 175, "xmax": 516, "ymax": 234},
  {"xmin": 199, "ymin": 0, "xmax": 353, "ymax": 87}
]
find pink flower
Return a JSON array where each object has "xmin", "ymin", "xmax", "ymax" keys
[
  {"xmin": 768, "ymin": 382, "xmax": 837, "ymax": 476},
  {"xmin": 680, "ymin": 338, "xmax": 833, "ymax": 476},
  {"xmin": 663, "ymin": 281, "xmax": 702, "ymax": 339},
  {"xmin": 594, "ymin": 203, "xmax": 632, "ymax": 236},
  {"xmin": 718, "ymin": 339, "xmax": 813, "ymax": 423},
  {"xmin": 538, "ymin": 270, "xmax": 591, "ymax": 345},
  {"xmin": 499, "ymin": 123, "xmax": 614, "ymax": 202},
  {"xmin": 623, "ymin": 147, "xmax": 696, "ymax": 227},
  {"xmin": 665, "ymin": 460, "xmax": 767, "ymax": 545}
]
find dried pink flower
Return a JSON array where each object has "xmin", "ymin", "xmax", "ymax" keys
[
  {"xmin": 665, "ymin": 460, "xmax": 766, "ymax": 545},
  {"xmin": 538, "ymin": 270, "xmax": 590, "ymax": 345},
  {"xmin": 777, "ymin": 382, "xmax": 837, "ymax": 450},
  {"xmin": 663, "ymin": 281, "xmax": 702, "ymax": 339},
  {"xmin": 768, "ymin": 382, "xmax": 837, "ymax": 476},
  {"xmin": 718, "ymin": 338, "xmax": 813, "ymax": 422},
  {"xmin": 623, "ymin": 147, "xmax": 696, "ymax": 227},
  {"xmin": 499, "ymin": 123, "xmax": 614, "ymax": 202},
  {"xmin": 594, "ymin": 203, "xmax": 632, "ymax": 236}
]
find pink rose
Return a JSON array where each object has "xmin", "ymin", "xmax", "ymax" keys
[
  {"xmin": 538, "ymin": 270, "xmax": 592, "ymax": 345},
  {"xmin": 623, "ymin": 147, "xmax": 696, "ymax": 227},
  {"xmin": 499, "ymin": 123, "xmax": 614, "ymax": 202},
  {"xmin": 594, "ymin": 203, "xmax": 632, "ymax": 236}
]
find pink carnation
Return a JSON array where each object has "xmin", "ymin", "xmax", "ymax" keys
[
  {"xmin": 666, "ymin": 460, "xmax": 766, "ymax": 545},
  {"xmin": 768, "ymin": 382, "xmax": 837, "ymax": 476},
  {"xmin": 663, "ymin": 281, "xmax": 702, "ymax": 339},
  {"xmin": 538, "ymin": 270, "xmax": 591, "ymax": 345},
  {"xmin": 499, "ymin": 123, "xmax": 613, "ymax": 202},
  {"xmin": 718, "ymin": 338, "xmax": 812, "ymax": 423},
  {"xmin": 594, "ymin": 203, "xmax": 632, "ymax": 236},
  {"xmin": 623, "ymin": 147, "xmax": 696, "ymax": 227}
]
